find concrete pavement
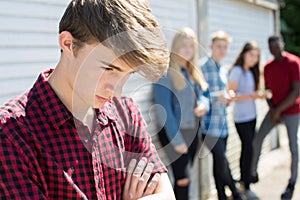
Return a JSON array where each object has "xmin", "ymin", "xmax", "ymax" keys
[
  {"xmin": 251, "ymin": 131, "xmax": 300, "ymax": 200},
  {"xmin": 204, "ymin": 128, "xmax": 300, "ymax": 200}
]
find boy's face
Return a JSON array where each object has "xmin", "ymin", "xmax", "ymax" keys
[
  {"xmin": 268, "ymin": 40, "xmax": 284, "ymax": 58},
  {"xmin": 68, "ymin": 42, "xmax": 135, "ymax": 108},
  {"xmin": 210, "ymin": 39, "xmax": 229, "ymax": 62}
]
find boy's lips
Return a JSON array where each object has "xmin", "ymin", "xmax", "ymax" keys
[{"xmin": 95, "ymin": 95, "xmax": 111, "ymax": 102}]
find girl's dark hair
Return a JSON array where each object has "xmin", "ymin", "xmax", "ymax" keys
[{"xmin": 231, "ymin": 41, "xmax": 260, "ymax": 90}]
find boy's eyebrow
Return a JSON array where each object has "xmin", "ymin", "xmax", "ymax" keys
[
  {"xmin": 100, "ymin": 60, "xmax": 137, "ymax": 74},
  {"xmin": 100, "ymin": 60, "xmax": 123, "ymax": 72}
]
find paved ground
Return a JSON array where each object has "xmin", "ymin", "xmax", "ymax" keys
[
  {"xmin": 251, "ymin": 133, "xmax": 300, "ymax": 200},
  {"xmin": 204, "ymin": 131, "xmax": 300, "ymax": 200}
]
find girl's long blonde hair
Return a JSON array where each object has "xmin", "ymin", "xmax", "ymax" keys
[{"xmin": 169, "ymin": 27, "xmax": 208, "ymax": 91}]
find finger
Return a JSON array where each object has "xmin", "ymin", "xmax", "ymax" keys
[
  {"xmin": 136, "ymin": 162, "xmax": 154, "ymax": 197},
  {"xmin": 129, "ymin": 157, "xmax": 147, "ymax": 196},
  {"xmin": 143, "ymin": 173, "xmax": 161, "ymax": 196},
  {"xmin": 194, "ymin": 110, "xmax": 199, "ymax": 117},
  {"xmin": 133, "ymin": 157, "xmax": 147, "ymax": 177},
  {"xmin": 175, "ymin": 144, "xmax": 188, "ymax": 154},
  {"xmin": 123, "ymin": 159, "xmax": 137, "ymax": 193}
]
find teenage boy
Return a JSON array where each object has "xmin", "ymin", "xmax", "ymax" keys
[
  {"xmin": 251, "ymin": 35, "xmax": 300, "ymax": 200},
  {"xmin": 201, "ymin": 30, "xmax": 243, "ymax": 200},
  {"xmin": 0, "ymin": 0, "xmax": 175, "ymax": 199}
]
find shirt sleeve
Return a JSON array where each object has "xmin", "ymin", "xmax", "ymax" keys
[
  {"xmin": 122, "ymin": 98, "xmax": 167, "ymax": 174},
  {"xmin": 264, "ymin": 64, "xmax": 270, "ymax": 89},
  {"xmin": 196, "ymin": 84, "xmax": 210, "ymax": 111},
  {"xmin": 229, "ymin": 66, "xmax": 243, "ymax": 83},
  {"xmin": 290, "ymin": 59, "xmax": 300, "ymax": 82},
  {"xmin": 152, "ymin": 75, "xmax": 186, "ymax": 147},
  {"xmin": 0, "ymin": 128, "xmax": 47, "ymax": 200}
]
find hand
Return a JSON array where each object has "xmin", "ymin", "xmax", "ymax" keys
[
  {"xmin": 174, "ymin": 143, "xmax": 188, "ymax": 154},
  {"xmin": 123, "ymin": 158, "xmax": 161, "ymax": 200},
  {"xmin": 253, "ymin": 91, "xmax": 267, "ymax": 99},
  {"xmin": 194, "ymin": 103, "xmax": 207, "ymax": 117},
  {"xmin": 219, "ymin": 89, "xmax": 236, "ymax": 104},
  {"xmin": 270, "ymin": 108, "xmax": 281, "ymax": 124}
]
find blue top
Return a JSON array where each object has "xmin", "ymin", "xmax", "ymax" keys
[
  {"xmin": 153, "ymin": 67, "xmax": 209, "ymax": 147},
  {"xmin": 229, "ymin": 66, "xmax": 256, "ymax": 123},
  {"xmin": 201, "ymin": 57, "xmax": 228, "ymax": 138}
]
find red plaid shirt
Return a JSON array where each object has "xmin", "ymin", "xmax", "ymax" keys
[{"xmin": 0, "ymin": 69, "xmax": 166, "ymax": 200}]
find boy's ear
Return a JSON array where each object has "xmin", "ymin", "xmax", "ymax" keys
[{"xmin": 59, "ymin": 31, "xmax": 74, "ymax": 56}]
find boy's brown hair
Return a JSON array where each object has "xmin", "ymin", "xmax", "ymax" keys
[{"xmin": 59, "ymin": 0, "xmax": 169, "ymax": 81}]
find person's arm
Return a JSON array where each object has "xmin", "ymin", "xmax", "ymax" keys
[
  {"xmin": 0, "ymin": 129, "xmax": 47, "ymax": 199},
  {"xmin": 265, "ymin": 88, "xmax": 274, "ymax": 108},
  {"xmin": 228, "ymin": 66, "xmax": 263, "ymax": 102},
  {"xmin": 121, "ymin": 98, "xmax": 175, "ymax": 199},
  {"xmin": 271, "ymin": 80, "xmax": 300, "ymax": 122},
  {"xmin": 227, "ymin": 81, "xmax": 265, "ymax": 102},
  {"xmin": 153, "ymin": 76, "xmax": 187, "ymax": 153},
  {"xmin": 123, "ymin": 158, "xmax": 175, "ymax": 200},
  {"xmin": 194, "ymin": 85, "xmax": 210, "ymax": 117},
  {"xmin": 275, "ymin": 81, "xmax": 300, "ymax": 113},
  {"xmin": 138, "ymin": 173, "xmax": 175, "ymax": 200}
]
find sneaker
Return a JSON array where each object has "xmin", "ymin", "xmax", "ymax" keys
[
  {"xmin": 237, "ymin": 181, "xmax": 247, "ymax": 193},
  {"xmin": 245, "ymin": 189, "xmax": 259, "ymax": 200},
  {"xmin": 281, "ymin": 184, "xmax": 294, "ymax": 200},
  {"xmin": 232, "ymin": 191, "xmax": 246, "ymax": 200},
  {"xmin": 250, "ymin": 173, "xmax": 259, "ymax": 184}
]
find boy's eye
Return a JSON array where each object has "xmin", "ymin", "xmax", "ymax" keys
[{"xmin": 101, "ymin": 66, "xmax": 114, "ymax": 71}]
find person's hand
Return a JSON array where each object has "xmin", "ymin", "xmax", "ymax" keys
[
  {"xmin": 270, "ymin": 108, "xmax": 281, "ymax": 124},
  {"xmin": 194, "ymin": 103, "xmax": 207, "ymax": 117},
  {"xmin": 174, "ymin": 143, "xmax": 188, "ymax": 154},
  {"xmin": 219, "ymin": 89, "xmax": 236, "ymax": 104},
  {"xmin": 123, "ymin": 158, "xmax": 161, "ymax": 200},
  {"xmin": 252, "ymin": 91, "xmax": 267, "ymax": 99}
]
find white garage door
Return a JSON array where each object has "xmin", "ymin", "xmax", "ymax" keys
[
  {"xmin": 207, "ymin": 0, "xmax": 275, "ymax": 66},
  {"xmin": 0, "ymin": 0, "xmax": 66, "ymax": 104}
]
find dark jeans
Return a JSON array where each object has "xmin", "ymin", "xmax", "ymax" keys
[
  {"xmin": 235, "ymin": 118, "xmax": 256, "ymax": 189},
  {"xmin": 158, "ymin": 127, "xmax": 199, "ymax": 200},
  {"xmin": 202, "ymin": 134, "xmax": 239, "ymax": 200}
]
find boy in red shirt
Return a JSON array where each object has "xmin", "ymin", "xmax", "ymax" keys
[{"xmin": 251, "ymin": 35, "xmax": 300, "ymax": 200}]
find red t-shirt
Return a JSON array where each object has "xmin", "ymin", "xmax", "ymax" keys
[{"xmin": 264, "ymin": 51, "xmax": 300, "ymax": 115}]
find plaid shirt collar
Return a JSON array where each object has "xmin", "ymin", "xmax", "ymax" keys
[
  {"xmin": 31, "ymin": 68, "xmax": 116, "ymax": 129},
  {"xmin": 208, "ymin": 57, "xmax": 221, "ymax": 70}
]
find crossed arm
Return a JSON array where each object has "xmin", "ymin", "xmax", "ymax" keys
[{"xmin": 122, "ymin": 157, "xmax": 175, "ymax": 200}]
